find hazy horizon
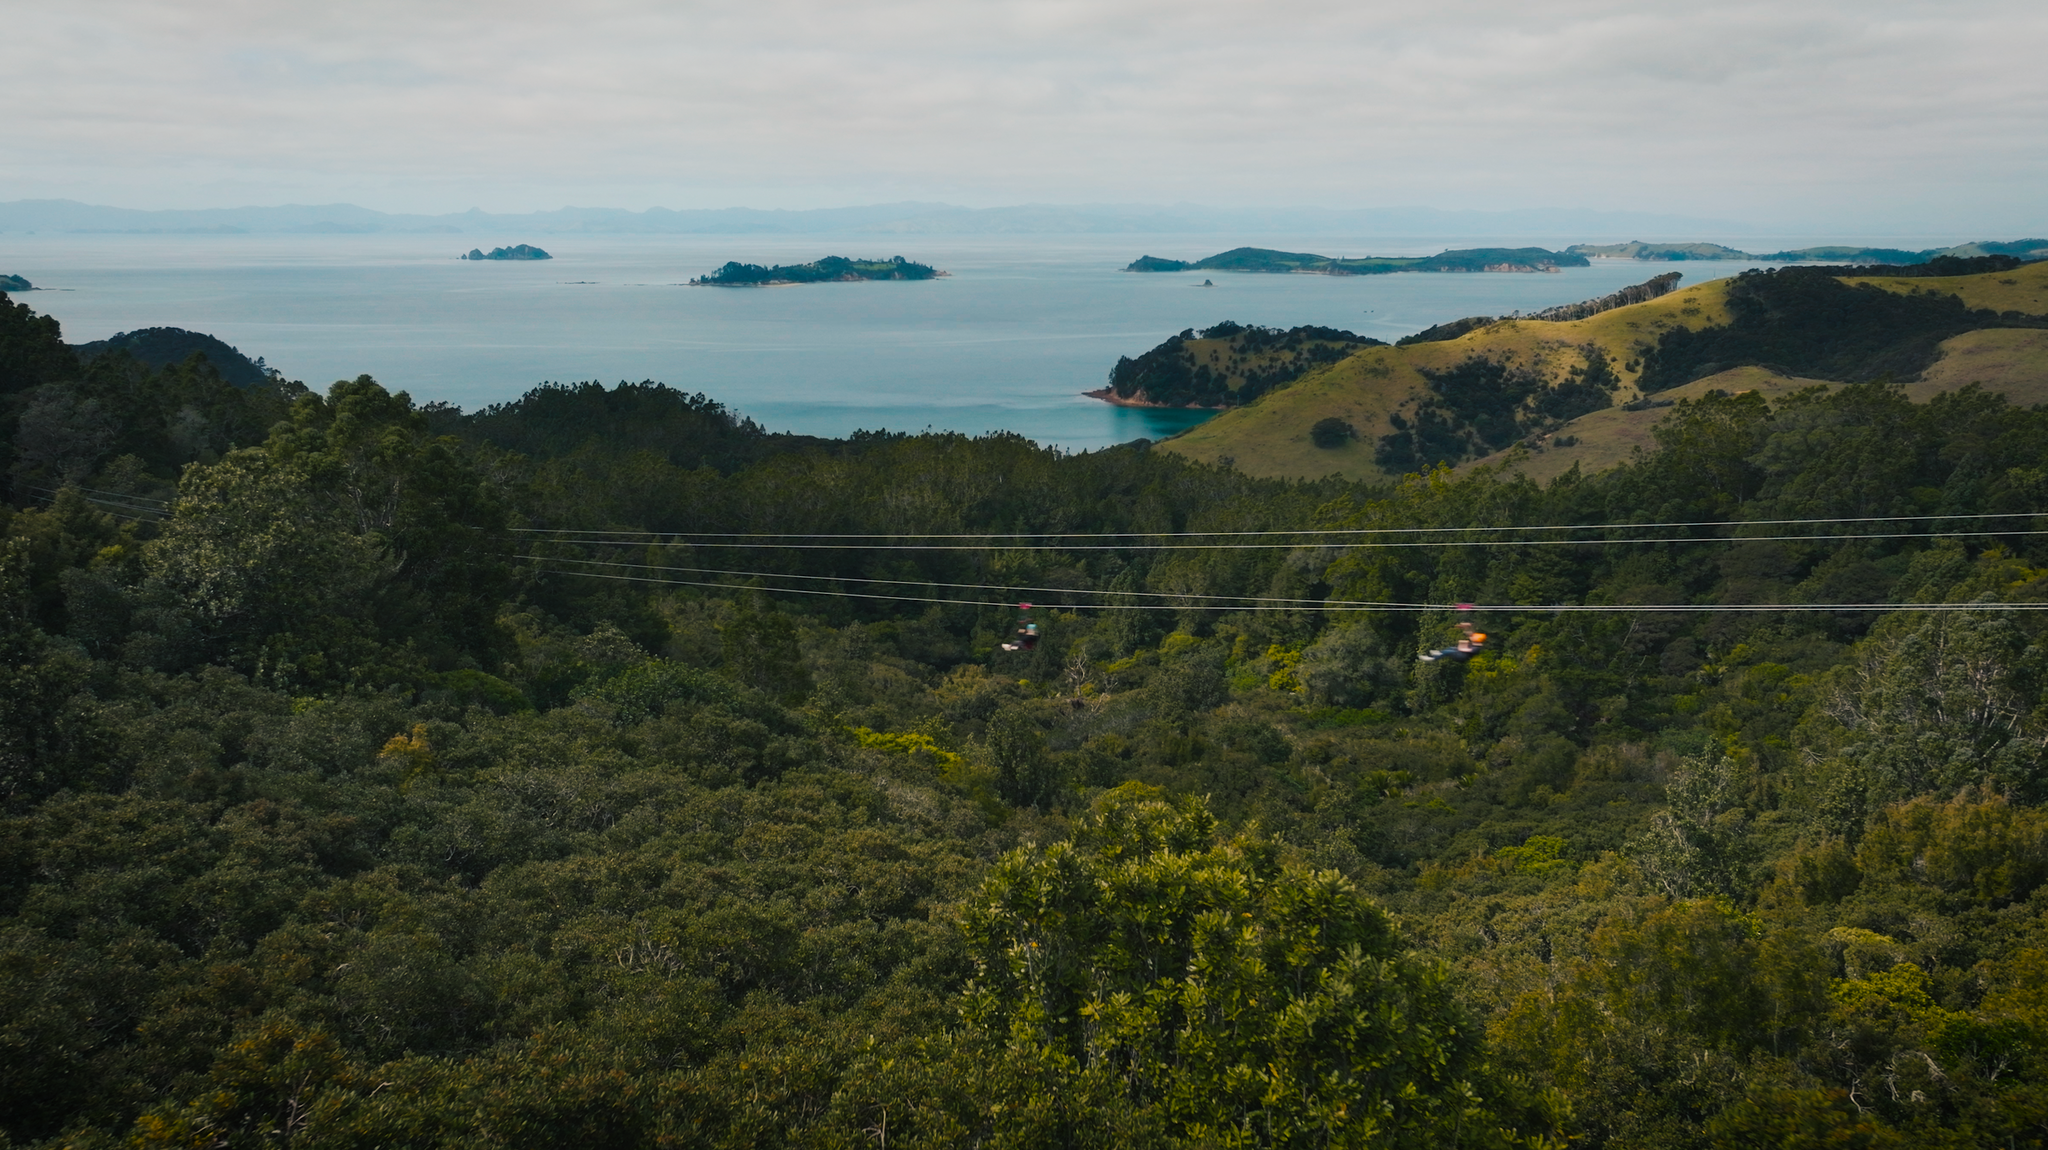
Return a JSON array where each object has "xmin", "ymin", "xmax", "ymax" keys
[
  {"xmin": 4, "ymin": 198, "xmax": 2038, "ymax": 251},
  {"xmin": 6, "ymin": 1, "xmax": 2044, "ymax": 235}
]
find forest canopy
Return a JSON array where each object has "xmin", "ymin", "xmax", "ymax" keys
[{"xmin": 5, "ymin": 286, "xmax": 2048, "ymax": 1147}]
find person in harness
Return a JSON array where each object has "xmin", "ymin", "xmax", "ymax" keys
[
  {"xmin": 1001, "ymin": 603, "xmax": 1040, "ymax": 652},
  {"xmin": 1420, "ymin": 603, "xmax": 1488, "ymax": 662}
]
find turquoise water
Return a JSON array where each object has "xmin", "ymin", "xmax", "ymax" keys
[{"xmin": 1, "ymin": 233, "xmax": 1773, "ymax": 450}]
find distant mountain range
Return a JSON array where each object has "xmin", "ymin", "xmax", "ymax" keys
[
  {"xmin": 1568, "ymin": 239, "xmax": 2048, "ymax": 264},
  {"xmin": 0, "ymin": 198, "xmax": 1757, "ymax": 237}
]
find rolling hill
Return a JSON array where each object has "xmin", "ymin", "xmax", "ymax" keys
[{"xmin": 1159, "ymin": 260, "xmax": 2048, "ymax": 482}]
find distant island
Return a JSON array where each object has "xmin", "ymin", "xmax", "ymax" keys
[
  {"xmin": 1124, "ymin": 246, "xmax": 1590, "ymax": 275},
  {"xmin": 0, "ymin": 274, "xmax": 33, "ymax": 291},
  {"xmin": 462, "ymin": 245, "xmax": 551, "ymax": 261},
  {"xmin": 1568, "ymin": 238, "xmax": 2048, "ymax": 265},
  {"xmin": 1565, "ymin": 241, "xmax": 1753, "ymax": 261},
  {"xmin": 691, "ymin": 255, "xmax": 943, "ymax": 286}
]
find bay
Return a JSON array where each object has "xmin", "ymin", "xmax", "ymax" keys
[{"xmin": 2, "ymin": 232, "xmax": 1778, "ymax": 450}]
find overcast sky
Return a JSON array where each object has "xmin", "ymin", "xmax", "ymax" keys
[{"xmin": 7, "ymin": 0, "xmax": 2044, "ymax": 233}]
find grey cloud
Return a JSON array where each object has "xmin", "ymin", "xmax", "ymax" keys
[{"xmin": 2, "ymin": 0, "xmax": 2043, "ymax": 230}]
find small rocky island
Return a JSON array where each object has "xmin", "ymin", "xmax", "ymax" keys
[
  {"xmin": 692, "ymin": 255, "xmax": 942, "ymax": 286},
  {"xmin": 462, "ymin": 244, "xmax": 552, "ymax": 261},
  {"xmin": 0, "ymin": 274, "xmax": 34, "ymax": 292}
]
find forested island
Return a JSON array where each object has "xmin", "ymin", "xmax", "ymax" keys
[
  {"xmin": 1127, "ymin": 246, "xmax": 1589, "ymax": 275},
  {"xmin": 0, "ymin": 275, "xmax": 33, "ymax": 292},
  {"xmin": 12, "ymin": 272, "xmax": 2048, "ymax": 1146},
  {"xmin": 691, "ymin": 255, "xmax": 941, "ymax": 286},
  {"xmin": 461, "ymin": 244, "xmax": 551, "ymax": 261}
]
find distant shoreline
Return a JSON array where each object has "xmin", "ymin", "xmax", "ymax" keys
[
  {"xmin": 1082, "ymin": 385, "xmax": 1226, "ymax": 410},
  {"xmin": 691, "ymin": 270, "xmax": 952, "ymax": 288}
]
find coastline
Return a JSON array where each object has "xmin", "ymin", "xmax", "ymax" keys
[{"xmin": 1083, "ymin": 386, "xmax": 1225, "ymax": 410}]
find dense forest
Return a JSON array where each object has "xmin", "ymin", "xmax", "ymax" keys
[{"xmin": 6, "ymin": 282, "xmax": 2048, "ymax": 1148}]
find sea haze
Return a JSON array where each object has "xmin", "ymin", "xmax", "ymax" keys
[{"xmin": 3, "ymin": 232, "xmax": 1782, "ymax": 450}]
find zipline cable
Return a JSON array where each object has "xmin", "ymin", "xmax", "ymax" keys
[
  {"xmin": 526, "ymin": 560, "xmax": 2048, "ymax": 614},
  {"xmin": 19, "ymin": 485, "xmax": 167, "ymax": 521},
  {"xmin": 525, "ymin": 527, "xmax": 2048, "ymax": 552},
  {"xmin": 522, "ymin": 553, "xmax": 1430, "ymax": 608},
  {"xmin": 528, "ymin": 566, "xmax": 1368, "ymax": 611},
  {"xmin": 510, "ymin": 510, "xmax": 2045, "ymax": 543},
  {"xmin": 68, "ymin": 484, "xmax": 170, "ymax": 506}
]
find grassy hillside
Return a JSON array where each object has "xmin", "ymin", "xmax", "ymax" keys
[
  {"xmin": 1471, "ymin": 323, "xmax": 2048, "ymax": 485},
  {"xmin": 1907, "ymin": 327, "xmax": 2048, "ymax": 404},
  {"xmin": 1845, "ymin": 256, "xmax": 2048, "ymax": 314},
  {"xmin": 1164, "ymin": 262, "xmax": 2048, "ymax": 482},
  {"xmin": 1463, "ymin": 367, "xmax": 1835, "ymax": 484},
  {"xmin": 1162, "ymin": 277, "xmax": 1740, "ymax": 479}
]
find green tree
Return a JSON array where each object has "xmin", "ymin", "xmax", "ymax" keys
[
  {"xmin": 268, "ymin": 376, "xmax": 513, "ymax": 667},
  {"xmin": 943, "ymin": 785, "xmax": 1558, "ymax": 1147},
  {"xmin": 1311, "ymin": 417, "xmax": 1357, "ymax": 449},
  {"xmin": 0, "ymin": 540, "xmax": 115, "ymax": 809},
  {"xmin": 128, "ymin": 447, "xmax": 387, "ymax": 684},
  {"xmin": 719, "ymin": 597, "xmax": 814, "ymax": 704},
  {"xmin": 984, "ymin": 703, "xmax": 1060, "ymax": 809},
  {"xmin": 0, "ymin": 291, "xmax": 77, "ymax": 398}
]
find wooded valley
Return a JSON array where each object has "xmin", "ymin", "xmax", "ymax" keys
[{"xmin": 5, "ymin": 282, "xmax": 2048, "ymax": 1147}]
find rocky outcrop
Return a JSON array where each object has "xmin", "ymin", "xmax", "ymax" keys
[{"xmin": 463, "ymin": 244, "xmax": 552, "ymax": 260}]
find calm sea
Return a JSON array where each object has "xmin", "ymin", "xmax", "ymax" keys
[{"xmin": 1, "ymin": 232, "xmax": 1777, "ymax": 451}]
